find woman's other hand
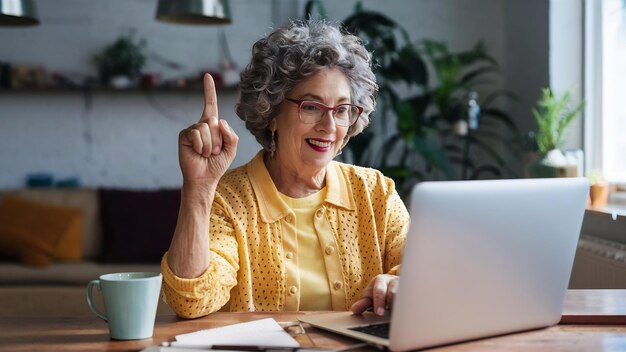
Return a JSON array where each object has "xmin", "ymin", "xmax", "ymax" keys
[
  {"xmin": 179, "ymin": 73, "xmax": 239, "ymax": 186},
  {"xmin": 350, "ymin": 274, "xmax": 399, "ymax": 316}
]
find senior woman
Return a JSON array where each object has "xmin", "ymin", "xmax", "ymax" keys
[{"xmin": 161, "ymin": 20, "xmax": 409, "ymax": 319}]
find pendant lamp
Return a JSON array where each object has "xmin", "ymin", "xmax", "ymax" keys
[
  {"xmin": 0, "ymin": 0, "xmax": 39, "ymax": 26},
  {"xmin": 156, "ymin": 0, "xmax": 231, "ymax": 25}
]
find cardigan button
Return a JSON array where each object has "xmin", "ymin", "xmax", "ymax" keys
[
  {"xmin": 315, "ymin": 208, "xmax": 324, "ymax": 218},
  {"xmin": 289, "ymin": 286, "xmax": 298, "ymax": 295},
  {"xmin": 324, "ymin": 246, "xmax": 335, "ymax": 255},
  {"xmin": 333, "ymin": 281, "xmax": 343, "ymax": 290},
  {"xmin": 285, "ymin": 215, "xmax": 294, "ymax": 223},
  {"xmin": 286, "ymin": 252, "xmax": 294, "ymax": 259}
]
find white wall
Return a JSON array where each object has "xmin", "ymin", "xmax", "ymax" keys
[
  {"xmin": 550, "ymin": 0, "xmax": 584, "ymax": 151},
  {"xmin": 0, "ymin": 0, "xmax": 551, "ymax": 188}
]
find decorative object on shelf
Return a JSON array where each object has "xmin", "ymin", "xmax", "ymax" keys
[
  {"xmin": 109, "ymin": 75, "xmax": 131, "ymax": 89},
  {"xmin": 26, "ymin": 173, "xmax": 54, "ymax": 188},
  {"xmin": 25, "ymin": 173, "xmax": 81, "ymax": 188},
  {"xmin": 0, "ymin": 0, "xmax": 39, "ymax": 26},
  {"xmin": 156, "ymin": 0, "xmax": 231, "ymax": 25},
  {"xmin": 588, "ymin": 169, "xmax": 609, "ymax": 207},
  {"xmin": 140, "ymin": 73, "xmax": 161, "ymax": 89},
  {"xmin": 93, "ymin": 33, "xmax": 146, "ymax": 88},
  {"xmin": 526, "ymin": 88, "xmax": 584, "ymax": 178},
  {"xmin": 9, "ymin": 64, "xmax": 47, "ymax": 89}
]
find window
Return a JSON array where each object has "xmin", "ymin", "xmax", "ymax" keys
[{"xmin": 585, "ymin": 0, "xmax": 626, "ymax": 183}]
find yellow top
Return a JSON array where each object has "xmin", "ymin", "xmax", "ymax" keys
[
  {"xmin": 278, "ymin": 187, "xmax": 332, "ymax": 311},
  {"xmin": 161, "ymin": 151, "xmax": 409, "ymax": 318}
]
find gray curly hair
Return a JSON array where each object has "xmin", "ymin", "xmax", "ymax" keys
[{"xmin": 235, "ymin": 20, "xmax": 378, "ymax": 151}]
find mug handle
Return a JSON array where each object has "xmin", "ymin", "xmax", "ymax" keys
[{"xmin": 86, "ymin": 279, "xmax": 107, "ymax": 321}]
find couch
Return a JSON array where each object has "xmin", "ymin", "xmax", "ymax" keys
[{"xmin": 0, "ymin": 188, "xmax": 180, "ymax": 317}]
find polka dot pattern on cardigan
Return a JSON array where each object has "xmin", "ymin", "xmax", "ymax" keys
[{"xmin": 161, "ymin": 151, "xmax": 409, "ymax": 318}]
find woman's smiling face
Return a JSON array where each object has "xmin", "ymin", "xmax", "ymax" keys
[{"xmin": 271, "ymin": 68, "xmax": 352, "ymax": 172}]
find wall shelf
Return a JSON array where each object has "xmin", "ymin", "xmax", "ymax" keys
[{"xmin": 0, "ymin": 86, "xmax": 238, "ymax": 94}]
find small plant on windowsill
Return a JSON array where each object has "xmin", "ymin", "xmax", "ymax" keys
[
  {"xmin": 588, "ymin": 169, "xmax": 609, "ymax": 207},
  {"xmin": 93, "ymin": 34, "xmax": 146, "ymax": 88}
]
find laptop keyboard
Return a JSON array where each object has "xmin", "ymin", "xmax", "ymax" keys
[{"xmin": 348, "ymin": 322, "xmax": 390, "ymax": 339}]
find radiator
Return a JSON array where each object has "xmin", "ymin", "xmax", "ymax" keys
[{"xmin": 569, "ymin": 234, "xmax": 626, "ymax": 289}]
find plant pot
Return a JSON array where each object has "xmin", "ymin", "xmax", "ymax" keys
[
  {"xmin": 109, "ymin": 75, "xmax": 132, "ymax": 89},
  {"xmin": 589, "ymin": 183, "xmax": 609, "ymax": 207},
  {"xmin": 526, "ymin": 158, "xmax": 559, "ymax": 178},
  {"xmin": 525, "ymin": 150, "xmax": 578, "ymax": 178}
]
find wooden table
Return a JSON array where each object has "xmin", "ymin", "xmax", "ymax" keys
[{"xmin": 2, "ymin": 290, "xmax": 626, "ymax": 352}]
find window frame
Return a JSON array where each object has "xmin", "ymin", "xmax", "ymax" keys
[{"xmin": 584, "ymin": 0, "xmax": 626, "ymax": 183}]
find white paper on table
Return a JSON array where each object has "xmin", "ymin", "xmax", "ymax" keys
[{"xmin": 174, "ymin": 318, "xmax": 300, "ymax": 347}]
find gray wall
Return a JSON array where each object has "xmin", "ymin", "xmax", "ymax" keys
[
  {"xmin": 503, "ymin": 0, "xmax": 550, "ymax": 174},
  {"xmin": 0, "ymin": 0, "xmax": 274, "ymax": 188},
  {"xmin": 0, "ymin": 0, "xmax": 553, "ymax": 188}
]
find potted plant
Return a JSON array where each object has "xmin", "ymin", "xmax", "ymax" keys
[
  {"xmin": 93, "ymin": 34, "xmax": 146, "ymax": 88},
  {"xmin": 302, "ymin": 1, "xmax": 520, "ymax": 196},
  {"xmin": 335, "ymin": 3, "xmax": 518, "ymax": 197},
  {"xmin": 527, "ymin": 88, "xmax": 584, "ymax": 177},
  {"xmin": 587, "ymin": 169, "xmax": 609, "ymax": 207}
]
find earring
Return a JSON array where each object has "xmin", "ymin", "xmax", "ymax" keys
[{"xmin": 269, "ymin": 130, "xmax": 276, "ymax": 158}]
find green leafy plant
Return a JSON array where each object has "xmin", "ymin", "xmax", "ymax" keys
[
  {"xmin": 93, "ymin": 34, "xmax": 146, "ymax": 84},
  {"xmin": 302, "ymin": 1, "xmax": 520, "ymax": 196},
  {"xmin": 587, "ymin": 169, "xmax": 605, "ymax": 185},
  {"xmin": 532, "ymin": 88, "xmax": 584, "ymax": 154},
  {"xmin": 339, "ymin": 3, "xmax": 519, "ymax": 196},
  {"xmin": 402, "ymin": 39, "xmax": 519, "ymax": 181}
]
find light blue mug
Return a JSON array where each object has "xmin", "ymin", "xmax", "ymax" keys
[{"xmin": 86, "ymin": 272, "xmax": 162, "ymax": 340}]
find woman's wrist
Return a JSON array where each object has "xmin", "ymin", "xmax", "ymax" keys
[{"xmin": 181, "ymin": 180, "xmax": 217, "ymax": 207}]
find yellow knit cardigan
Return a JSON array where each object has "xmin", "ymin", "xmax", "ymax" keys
[{"xmin": 161, "ymin": 151, "xmax": 409, "ymax": 318}]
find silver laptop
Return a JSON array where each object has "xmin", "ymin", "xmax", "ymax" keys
[{"xmin": 299, "ymin": 177, "xmax": 589, "ymax": 351}]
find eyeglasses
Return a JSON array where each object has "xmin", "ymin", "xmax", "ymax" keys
[{"xmin": 286, "ymin": 98, "xmax": 363, "ymax": 127}]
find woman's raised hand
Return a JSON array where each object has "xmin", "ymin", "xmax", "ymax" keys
[{"xmin": 178, "ymin": 73, "xmax": 239, "ymax": 186}]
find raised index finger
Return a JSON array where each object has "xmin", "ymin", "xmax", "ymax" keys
[{"xmin": 200, "ymin": 73, "xmax": 219, "ymax": 122}]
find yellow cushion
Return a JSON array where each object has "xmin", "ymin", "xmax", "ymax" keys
[
  {"xmin": 52, "ymin": 214, "xmax": 83, "ymax": 261},
  {"xmin": 0, "ymin": 196, "xmax": 83, "ymax": 267}
]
